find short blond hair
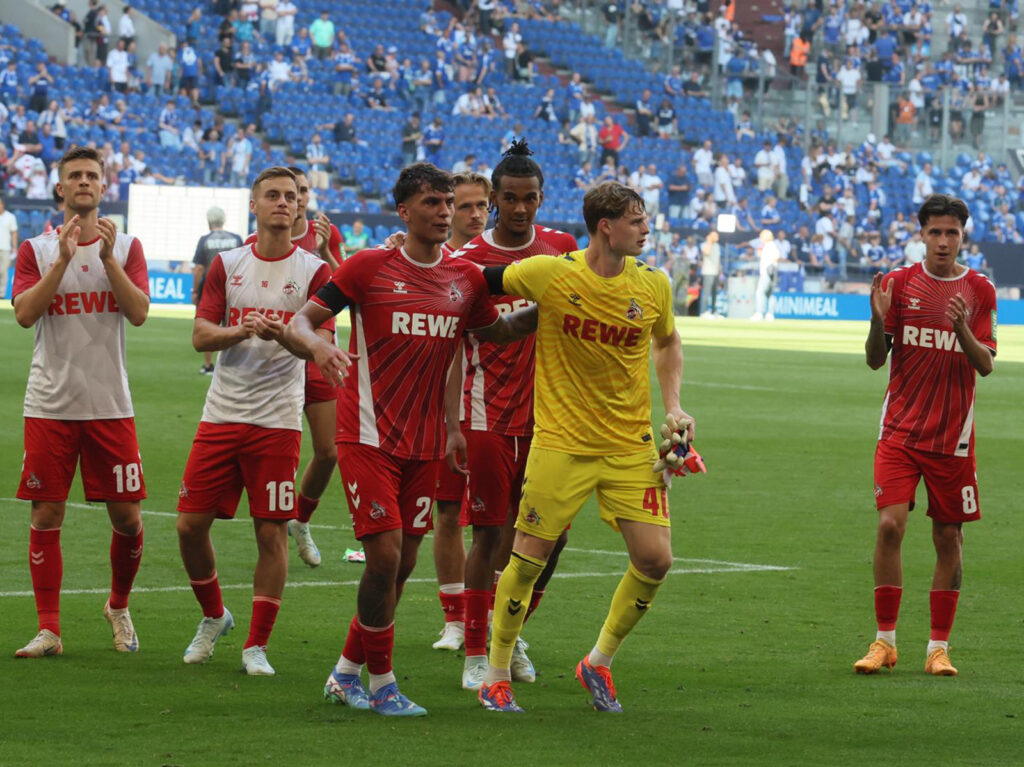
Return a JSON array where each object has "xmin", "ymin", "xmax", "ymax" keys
[{"xmin": 452, "ymin": 171, "xmax": 492, "ymax": 197}]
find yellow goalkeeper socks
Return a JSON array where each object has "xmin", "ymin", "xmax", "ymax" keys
[
  {"xmin": 486, "ymin": 551, "xmax": 545, "ymax": 683},
  {"xmin": 591, "ymin": 563, "xmax": 665, "ymax": 665}
]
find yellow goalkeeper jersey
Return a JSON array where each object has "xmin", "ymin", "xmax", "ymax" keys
[{"xmin": 502, "ymin": 250, "xmax": 675, "ymax": 456}]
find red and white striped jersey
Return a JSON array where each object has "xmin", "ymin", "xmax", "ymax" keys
[
  {"xmin": 880, "ymin": 262, "xmax": 997, "ymax": 456},
  {"xmin": 196, "ymin": 243, "xmax": 332, "ymax": 431},
  {"xmin": 13, "ymin": 229, "xmax": 149, "ymax": 420},
  {"xmin": 452, "ymin": 225, "xmax": 577, "ymax": 437},
  {"xmin": 312, "ymin": 246, "xmax": 499, "ymax": 460}
]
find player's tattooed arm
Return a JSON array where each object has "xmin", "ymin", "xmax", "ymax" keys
[
  {"xmin": 473, "ymin": 304, "xmax": 539, "ymax": 345},
  {"xmin": 946, "ymin": 294, "xmax": 995, "ymax": 376},
  {"xmin": 866, "ymin": 272, "xmax": 893, "ymax": 370}
]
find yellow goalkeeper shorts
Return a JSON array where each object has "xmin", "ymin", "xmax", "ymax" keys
[{"xmin": 515, "ymin": 445, "xmax": 670, "ymax": 541}]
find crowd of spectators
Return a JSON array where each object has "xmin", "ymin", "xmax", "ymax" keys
[{"xmin": 0, "ymin": 0, "xmax": 1016, "ymax": 288}]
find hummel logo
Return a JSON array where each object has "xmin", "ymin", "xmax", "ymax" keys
[
  {"xmin": 634, "ymin": 598, "xmax": 650, "ymax": 611},
  {"xmin": 347, "ymin": 481, "xmax": 360, "ymax": 508},
  {"xmin": 129, "ymin": 546, "xmax": 143, "ymax": 559},
  {"xmin": 507, "ymin": 599, "xmax": 523, "ymax": 616},
  {"xmin": 393, "ymin": 281, "xmax": 407, "ymax": 294},
  {"xmin": 908, "ymin": 297, "xmax": 921, "ymax": 310},
  {"xmin": 347, "ymin": 481, "xmax": 358, "ymax": 494},
  {"xmin": 30, "ymin": 551, "xmax": 44, "ymax": 566},
  {"xmin": 568, "ymin": 292, "xmax": 582, "ymax": 307}
]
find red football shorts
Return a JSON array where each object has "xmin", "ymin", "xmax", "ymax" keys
[
  {"xmin": 177, "ymin": 422, "xmax": 301, "ymax": 520},
  {"xmin": 304, "ymin": 360, "xmax": 338, "ymax": 404},
  {"xmin": 874, "ymin": 440, "xmax": 981, "ymax": 523},
  {"xmin": 18, "ymin": 417, "xmax": 146, "ymax": 503},
  {"xmin": 465, "ymin": 431, "xmax": 530, "ymax": 527},
  {"xmin": 336, "ymin": 442, "xmax": 442, "ymax": 539}
]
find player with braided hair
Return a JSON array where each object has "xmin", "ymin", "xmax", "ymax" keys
[{"xmin": 444, "ymin": 138, "xmax": 578, "ymax": 690}]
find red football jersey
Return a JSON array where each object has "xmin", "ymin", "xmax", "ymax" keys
[
  {"xmin": 245, "ymin": 219, "xmax": 343, "ymax": 264},
  {"xmin": 312, "ymin": 246, "xmax": 499, "ymax": 460},
  {"xmin": 452, "ymin": 225, "xmax": 577, "ymax": 437},
  {"xmin": 880, "ymin": 263, "xmax": 997, "ymax": 456}
]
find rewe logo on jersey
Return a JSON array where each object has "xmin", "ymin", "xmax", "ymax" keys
[
  {"xmin": 391, "ymin": 311, "xmax": 461, "ymax": 338},
  {"xmin": 496, "ymin": 297, "xmax": 532, "ymax": 315},
  {"xmin": 48, "ymin": 291, "xmax": 121, "ymax": 316},
  {"xmin": 902, "ymin": 325, "xmax": 963, "ymax": 352},
  {"xmin": 562, "ymin": 314, "xmax": 642, "ymax": 347},
  {"xmin": 227, "ymin": 306, "xmax": 296, "ymax": 326}
]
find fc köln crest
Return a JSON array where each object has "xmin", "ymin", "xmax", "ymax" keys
[
  {"xmin": 626, "ymin": 298, "xmax": 643, "ymax": 320},
  {"xmin": 448, "ymin": 281, "xmax": 463, "ymax": 303}
]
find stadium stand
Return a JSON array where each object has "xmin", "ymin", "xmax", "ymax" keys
[{"xmin": 0, "ymin": 1, "xmax": 1018, "ymax": 288}]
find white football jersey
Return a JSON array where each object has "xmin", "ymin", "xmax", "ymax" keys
[
  {"xmin": 13, "ymin": 229, "xmax": 149, "ymax": 420},
  {"xmin": 197, "ymin": 243, "xmax": 332, "ymax": 431}
]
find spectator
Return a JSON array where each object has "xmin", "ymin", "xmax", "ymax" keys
[
  {"xmin": 655, "ymin": 97, "xmax": 677, "ymax": 139},
  {"xmin": 178, "ymin": 40, "xmax": 202, "ymax": 104},
  {"xmin": 699, "ymin": 231, "xmax": 721, "ymax": 317},
  {"xmin": 344, "ymin": 218, "xmax": 370, "ymax": 251},
  {"xmin": 597, "ymin": 115, "xmax": 628, "ymax": 165},
  {"xmin": 107, "ymin": 39, "xmax": 130, "ymax": 93},
  {"xmin": 226, "ymin": 124, "xmax": 254, "ymax": 187},
  {"xmin": 573, "ymin": 159, "xmax": 594, "ymax": 191},
  {"xmin": 640, "ymin": 163, "xmax": 663, "ymax": 218},
  {"xmin": 570, "ymin": 113, "xmax": 598, "ymax": 165},
  {"xmin": 275, "ymin": 0, "xmax": 298, "ymax": 47},
  {"xmin": 267, "ymin": 49, "xmax": 291, "ymax": 87},
  {"xmin": 0, "ymin": 196, "xmax": 17, "ymax": 298},
  {"xmin": 401, "ymin": 112, "xmax": 422, "ymax": 166},
  {"xmin": 771, "ymin": 137, "xmax": 790, "ymax": 199},
  {"xmin": 693, "ymin": 139, "xmax": 714, "ymax": 188},
  {"xmin": 423, "ymin": 116, "xmax": 444, "ymax": 165},
  {"xmin": 534, "ymin": 87, "xmax": 557, "ymax": 122},
  {"xmin": 713, "ymin": 154, "xmax": 736, "ymax": 206},
  {"xmin": 213, "ymin": 37, "xmax": 235, "ymax": 87},
  {"xmin": 158, "ymin": 100, "xmax": 181, "ymax": 149},
  {"xmin": 37, "ymin": 100, "xmax": 67, "ymax": 149},
  {"xmin": 118, "ymin": 5, "xmax": 135, "ymax": 46},
  {"xmin": 365, "ymin": 78, "xmax": 392, "ymax": 111},
  {"xmin": 728, "ymin": 156, "xmax": 747, "ymax": 194},
  {"xmin": 754, "ymin": 140, "xmax": 775, "ymax": 191},
  {"xmin": 94, "ymin": 5, "xmax": 111, "ymax": 64},
  {"xmin": 667, "ymin": 162, "xmax": 691, "ymax": 220},
  {"xmin": 789, "ymin": 32, "xmax": 811, "ymax": 77},
  {"xmin": 502, "ymin": 22, "xmax": 521, "ymax": 78},
  {"xmin": 310, "ymin": 10, "xmax": 335, "ymax": 60},
  {"xmin": 912, "ymin": 161, "xmax": 934, "ymax": 205},
  {"xmin": 835, "ymin": 57, "xmax": 861, "ymax": 122},
  {"xmin": 514, "ymin": 41, "xmax": 534, "ymax": 83},
  {"xmin": 306, "ymin": 132, "xmax": 328, "ymax": 189},
  {"xmin": 635, "ymin": 88, "xmax": 654, "ymax": 137},
  {"xmin": 146, "ymin": 43, "xmax": 174, "ymax": 97}
]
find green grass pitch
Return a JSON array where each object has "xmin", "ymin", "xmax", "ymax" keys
[{"xmin": 0, "ymin": 307, "xmax": 1021, "ymax": 766}]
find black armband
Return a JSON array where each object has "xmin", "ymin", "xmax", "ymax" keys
[
  {"xmin": 482, "ymin": 265, "xmax": 508, "ymax": 295},
  {"xmin": 314, "ymin": 281, "xmax": 353, "ymax": 313}
]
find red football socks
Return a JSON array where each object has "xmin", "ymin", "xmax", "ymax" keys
[
  {"xmin": 108, "ymin": 527, "xmax": 143, "ymax": 610},
  {"xmin": 874, "ymin": 585, "xmax": 902, "ymax": 631},
  {"xmin": 360, "ymin": 621, "xmax": 395, "ymax": 675},
  {"xmin": 464, "ymin": 589, "xmax": 490, "ymax": 656},
  {"xmin": 524, "ymin": 587, "xmax": 545, "ymax": 623},
  {"xmin": 929, "ymin": 590, "xmax": 960, "ymax": 642},
  {"xmin": 341, "ymin": 614, "xmax": 366, "ymax": 665},
  {"xmin": 439, "ymin": 589, "xmax": 465, "ymax": 623},
  {"xmin": 29, "ymin": 527, "xmax": 62, "ymax": 635},
  {"xmin": 189, "ymin": 572, "xmax": 224, "ymax": 619},
  {"xmin": 244, "ymin": 596, "xmax": 281, "ymax": 649},
  {"xmin": 296, "ymin": 494, "xmax": 319, "ymax": 525}
]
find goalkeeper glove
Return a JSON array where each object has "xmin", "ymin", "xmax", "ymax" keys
[{"xmin": 653, "ymin": 414, "xmax": 706, "ymax": 476}]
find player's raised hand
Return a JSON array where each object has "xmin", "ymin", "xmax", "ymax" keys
[
  {"xmin": 445, "ymin": 429, "xmax": 470, "ymax": 477},
  {"xmin": 870, "ymin": 272, "xmax": 893, "ymax": 321},
  {"xmin": 252, "ymin": 310, "xmax": 285, "ymax": 341},
  {"xmin": 96, "ymin": 218, "xmax": 117, "ymax": 262},
  {"xmin": 945, "ymin": 294, "xmax": 971, "ymax": 330},
  {"xmin": 314, "ymin": 213, "xmax": 331, "ymax": 255},
  {"xmin": 58, "ymin": 214, "xmax": 81, "ymax": 263},
  {"xmin": 382, "ymin": 231, "xmax": 406, "ymax": 249},
  {"xmin": 313, "ymin": 343, "xmax": 357, "ymax": 388}
]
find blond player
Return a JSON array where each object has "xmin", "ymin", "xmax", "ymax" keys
[{"xmin": 474, "ymin": 181, "xmax": 693, "ymax": 713}]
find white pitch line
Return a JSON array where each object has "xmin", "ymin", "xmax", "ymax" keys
[
  {"xmin": 0, "ymin": 563, "xmax": 789, "ymax": 599},
  {"xmin": 1, "ymin": 499, "xmax": 794, "ymax": 573}
]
